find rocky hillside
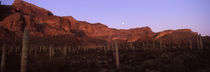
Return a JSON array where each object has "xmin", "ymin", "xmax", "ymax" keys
[{"xmin": 0, "ymin": 0, "xmax": 202, "ymax": 47}]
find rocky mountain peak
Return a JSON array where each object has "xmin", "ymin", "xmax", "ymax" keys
[{"xmin": 12, "ymin": 0, "xmax": 53, "ymax": 17}]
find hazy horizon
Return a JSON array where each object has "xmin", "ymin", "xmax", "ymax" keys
[{"xmin": 1, "ymin": 0, "xmax": 210, "ymax": 36}]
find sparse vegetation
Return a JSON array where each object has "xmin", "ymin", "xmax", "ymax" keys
[{"xmin": 0, "ymin": 38, "xmax": 210, "ymax": 72}]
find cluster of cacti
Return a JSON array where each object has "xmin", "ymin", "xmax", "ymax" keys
[
  {"xmin": 4, "ymin": 38, "xmax": 202, "ymax": 58},
  {"xmin": 21, "ymin": 27, "xmax": 29, "ymax": 72},
  {"xmin": 0, "ymin": 44, "xmax": 123, "ymax": 57},
  {"xmin": 3, "ymin": 32, "xmax": 207, "ymax": 72}
]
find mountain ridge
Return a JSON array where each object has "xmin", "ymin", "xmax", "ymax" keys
[{"xmin": 0, "ymin": 0, "xmax": 201, "ymax": 47}]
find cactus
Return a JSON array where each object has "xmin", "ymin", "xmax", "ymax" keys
[
  {"xmin": 146, "ymin": 41, "xmax": 148, "ymax": 49},
  {"xmin": 130, "ymin": 42, "xmax": 133, "ymax": 49},
  {"xmin": 86, "ymin": 46, "xmax": 89, "ymax": 53},
  {"xmin": 115, "ymin": 41, "xmax": 120, "ymax": 69},
  {"xmin": 107, "ymin": 44, "xmax": 110, "ymax": 51},
  {"xmin": 153, "ymin": 40, "xmax": 155, "ymax": 49},
  {"xmin": 143, "ymin": 42, "xmax": 145, "ymax": 51},
  {"xmin": 76, "ymin": 46, "xmax": 80, "ymax": 55},
  {"xmin": 1, "ymin": 44, "xmax": 6, "ymax": 72},
  {"xmin": 21, "ymin": 27, "xmax": 29, "ymax": 72},
  {"xmin": 197, "ymin": 34, "xmax": 203, "ymax": 49},
  {"xmin": 72, "ymin": 47, "xmax": 75, "ymax": 55},
  {"xmin": 133, "ymin": 43, "xmax": 136, "ymax": 54},
  {"xmin": 82, "ymin": 46, "xmax": 85, "ymax": 53},
  {"xmin": 68, "ymin": 46, "xmax": 71, "ymax": 55},
  {"xmin": 49, "ymin": 45, "xmax": 52, "ymax": 61},
  {"xmin": 197, "ymin": 35, "xmax": 200, "ymax": 49},
  {"xmin": 103, "ymin": 46, "xmax": 107, "ymax": 56},
  {"xmin": 190, "ymin": 40, "xmax": 192, "ymax": 50},
  {"xmin": 160, "ymin": 39, "xmax": 162, "ymax": 51},
  {"xmin": 137, "ymin": 42, "xmax": 140, "ymax": 48},
  {"xmin": 63, "ymin": 46, "xmax": 67, "ymax": 56},
  {"xmin": 199, "ymin": 35, "xmax": 203, "ymax": 49}
]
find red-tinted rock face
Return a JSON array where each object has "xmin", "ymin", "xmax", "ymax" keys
[
  {"xmin": 155, "ymin": 29, "xmax": 198, "ymax": 40},
  {"xmin": 12, "ymin": 0, "xmax": 53, "ymax": 17},
  {"xmin": 153, "ymin": 29, "xmax": 198, "ymax": 46},
  {"xmin": 0, "ymin": 0, "xmax": 199, "ymax": 46}
]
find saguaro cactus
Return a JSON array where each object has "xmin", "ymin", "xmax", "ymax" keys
[
  {"xmin": 49, "ymin": 45, "xmax": 52, "ymax": 61},
  {"xmin": 199, "ymin": 35, "xmax": 203, "ymax": 49},
  {"xmin": 1, "ymin": 44, "xmax": 6, "ymax": 72},
  {"xmin": 63, "ymin": 46, "xmax": 67, "ymax": 56},
  {"xmin": 197, "ymin": 36, "xmax": 200, "ymax": 49},
  {"xmin": 143, "ymin": 42, "xmax": 145, "ymax": 51},
  {"xmin": 146, "ymin": 41, "xmax": 148, "ymax": 48},
  {"xmin": 159, "ymin": 39, "xmax": 162, "ymax": 51},
  {"xmin": 115, "ymin": 41, "xmax": 120, "ymax": 69},
  {"xmin": 190, "ymin": 40, "xmax": 192, "ymax": 50},
  {"xmin": 21, "ymin": 28, "xmax": 29, "ymax": 72},
  {"xmin": 103, "ymin": 46, "xmax": 107, "ymax": 55},
  {"xmin": 130, "ymin": 42, "xmax": 133, "ymax": 49},
  {"xmin": 153, "ymin": 41, "xmax": 155, "ymax": 49},
  {"xmin": 197, "ymin": 34, "xmax": 203, "ymax": 49}
]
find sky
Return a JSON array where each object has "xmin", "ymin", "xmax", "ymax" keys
[{"xmin": 1, "ymin": 0, "xmax": 210, "ymax": 36}]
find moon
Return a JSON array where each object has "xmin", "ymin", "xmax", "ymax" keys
[{"xmin": 122, "ymin": 21, "xmax": 125, "ymax": 25}]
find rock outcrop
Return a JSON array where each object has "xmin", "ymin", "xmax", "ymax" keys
[{"xmin": 155, "ymin": 29, "xmax": 198, "ymax": 40}]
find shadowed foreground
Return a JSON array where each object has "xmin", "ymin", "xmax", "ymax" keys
[{"xmin": 1, "ymin": 44, "xmax": 210, "ymax": 72}]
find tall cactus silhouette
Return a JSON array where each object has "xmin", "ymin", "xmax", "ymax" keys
[
  {"xmin": 130, "ymin": 42, "xmax": 133, "ymax": 49},
  {"xmin": 199, "ymin": 35, "xmax": 203, "ymax": 49},
  {"xmin": 190, "ymin": 40, "xmax": 192, "ymax": 50},
  {"xmin": 197, "ymin": 34, "xmax": 203, "ymax": 49},
  {"xmin": 197, "ymin": 35, "xmax": 200, "ymax": 49},
  {"xmin": 63, "ymin": 46, "xmax": 67, "ymax": 56},
  {"xmin": 143, "ymin": 42, "xmax": 145, "ymax": 51},
  {"xmin": 153, "ymin": 40, "xmax": 155, "ymax": 49},
  {"xmin": 159, "ymin": 39, "xmax": 162, "ymax": 51},
  {"xmin": 1, "ymin": 44, "xmax": 6, "ymax": 72},
  {"xmin": 49, "ymin": 45, "xmax": 52, "ymax": 61},
  {"xmin": 115, "ymin": 41, "xmax": 120, "ymax": 69},
  {"xmin": 21, "ymin": 27, "xmax": 29, "ymax": 72}
]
